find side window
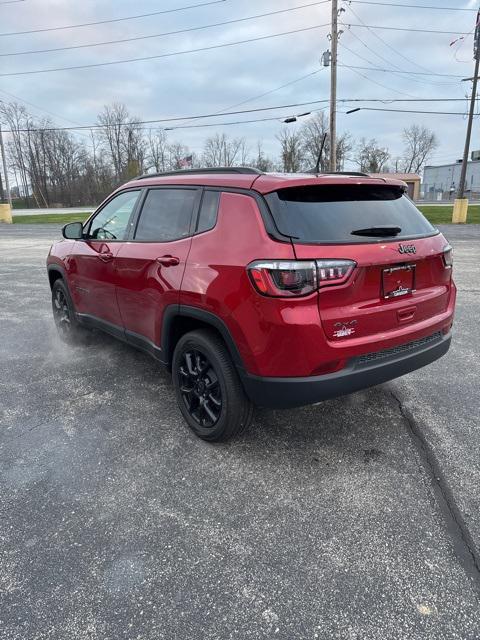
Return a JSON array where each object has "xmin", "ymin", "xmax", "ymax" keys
[
  {"xmin": 196, "ymin": 190, "xmax": 220, "ymax": 234},
  {"xmin": 88, "ymin": 190, "xmax": 140, "ymax": 241},
  {"xmin": 134, "ymin": 188, "xmax": 197, "ymax": 242}
]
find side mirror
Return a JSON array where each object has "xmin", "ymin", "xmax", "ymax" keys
[{"xmin": 62, "ymin": 221, "xmax": 84, "ymax": 240}]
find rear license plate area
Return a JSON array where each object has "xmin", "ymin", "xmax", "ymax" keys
[{"xmin": 382, "ymin": 264, "xmax": 415, "ymax": 299}]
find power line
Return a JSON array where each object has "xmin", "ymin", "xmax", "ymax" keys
[
  {"xmin": 339, "ymin": 28, "xmax": 422, "ymax": 97},
  {"xmin": 215, "ymin": 70, "xmax": 324, "ymax": 113},
  {"xmin": 176, "ymin": 69, "xmax": 325, "ymax": 130},
  {"xmin": 343, "ymin": 99, "xmax": 470, "ymax": 102},
  {"xmin": 346, "ymin": 1, "xmax": 476, "ymax": 12},
  {"xmin": 341, "ymin": 23, "xmax": 404, "ymax": 72},
  {"xmin": 339, "ymin": 64, "xmax": 464, "ymax": 78},
  {"xmin": 340, "ymin": 29, "xmax": 460, "ymax": 86},
  {"xmin": 0, "ymin": 89, "xmax": 94, "ymax": 141},
  {"xmin": 164, "ymin": 109, "xmax": 329, "ymax": 131},
  {"xmin": 0, "ymin": 89, "xmax": 83, "ymax": 125},
  {"xmin": 1, "ymin": 98, "xmax": 473, "ymax": 133},
  {"xmin": 0, "ymin": 2, "xmax": 330, "ymax": 58},
  {"xmin": 1, "ymin": 100, "xmax": 335, "ymax": 133},
  {"xmin": 0, "ymin": 0, "xmax": 229, "ymax": 37},
  {"xmin": 344, "ymin": 23, "xmax": 471, "ymax": 35},
  {"xmin": 0, "ymin": 0, "xmax": 26, "ymax": 4},
  {"xmin": 340, "ymin": 56, "xmax": 419, "ymax": 98},
  {"xmin": 349, "ymin": 107, "xmax": 476, "ymax": 115},
  {"xmin": 0, "ymin": 24, "xmax": 331, "ymax": 77},
  {"xmin": 342, "ymin": 3, "xmax": 455, "ymax": 81}
]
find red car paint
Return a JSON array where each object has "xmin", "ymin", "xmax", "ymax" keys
[{"xmin": 47, "ymin": 170, "xmax": 455, "ymax": 407}]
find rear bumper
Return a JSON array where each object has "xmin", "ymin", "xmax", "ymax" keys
[{"xmin": 240, "ymin": 331, "xmax": 452, "ymax": 409}]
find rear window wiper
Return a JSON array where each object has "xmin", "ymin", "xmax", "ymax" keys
[{"xmin": 351, "ymin": 226, "xmax": 402, "ymax": 237}]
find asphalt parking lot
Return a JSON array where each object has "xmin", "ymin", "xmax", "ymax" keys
[{"xmin": 1, "ymin": 224, "xmax": 479, "ymax": 640}]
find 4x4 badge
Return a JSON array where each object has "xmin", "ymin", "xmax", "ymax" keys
[
  {"xmin": 333, "ymin": 320, "xmax": 358, "ymax": 338},
  {"xmin": 398, "ymin": 244, "xmax": 416, "ymax": 255}
]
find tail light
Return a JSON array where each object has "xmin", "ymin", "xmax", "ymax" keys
[
  {"xmin": 247, "ymin": 259, "xmax": 356, "ymax": 297},
  {"xmin": 443, "ymin": 244, "xmax": 453, "ymax": 269},
  {"xmin": 316, "ymin": 259, "xmax": 356, "ymax": 286},
  {"xmin": 248, "ymin": 260, "xmax": 317, "ymax": 297}
]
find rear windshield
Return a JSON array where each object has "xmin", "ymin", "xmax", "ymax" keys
[{"xmin": 265, "ymin": 185, "xmax": 436, "ymax": 243}]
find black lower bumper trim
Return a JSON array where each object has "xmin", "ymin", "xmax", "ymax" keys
[{"xmin": 240, "ymin": 332, "xmax": 452, "ymax": 409}]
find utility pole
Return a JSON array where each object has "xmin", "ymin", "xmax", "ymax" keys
[
  {"xmin": 329, "ymin": 0, "xmax": 338, "ymax": 172},
  {"xmin": 0, "ymin": 125, "xmax": 12, "ymax": 207},
  {"xmin": 453, "ymin": 8, "xmax": 480, "ymax": 223},
  {"xmin": 457, "ymin": 60, "xmax": 479, "ymax": 200}
]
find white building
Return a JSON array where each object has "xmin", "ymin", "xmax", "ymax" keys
[{"xmin": 423, "ymin": 159, "xmax": 480, "ymax": 200}]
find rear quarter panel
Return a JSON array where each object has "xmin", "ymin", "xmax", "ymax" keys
[{"xmin": 180, "ymin": 191, "xmax": 320, "ymax": 376}]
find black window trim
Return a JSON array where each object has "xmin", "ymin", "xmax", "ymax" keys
[
  {"xmin": 186, "ymin": 185, "xmax": 292, "ymax": 244},
  {"xmin": 82, "ymin": 187, "xmax": 144, "ymax": 243},
  {"xmin": 129, "ymin": 185, "xmax": 202, "ymax": 243},
  {"xmin": 193, "ymin": 188, "xmax": 221, "ymax": 236},
  {"xmin": 82, "ymin": 183, "xmax": 294, "ymax": 245}
]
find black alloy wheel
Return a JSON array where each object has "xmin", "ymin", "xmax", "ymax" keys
[
  {"xmin": 51, "ymin": 279, "xmax": 88, "ymax": 344},
  {"xmin": 172, "ymin": 329, "xmax": 253, "ymax": 442},
  {"xmin": 52, "ymin": 286, "xmax": 72, "ymax": 337},
  {"xmin": 178, "ymin": 348, "xmax": 222, "ymax": 428}
]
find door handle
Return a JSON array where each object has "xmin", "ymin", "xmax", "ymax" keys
[
  {"xmin": 156, "ymin": 255, "xmax": 180, "ymax": 267},
  {"xmin": 98, "ymin": 252, "xmax": 114, "ymax": 262}
]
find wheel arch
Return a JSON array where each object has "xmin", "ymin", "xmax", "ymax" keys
[
  {"xmin": 162, "ymin": 306, "xmax": 245, "ymax": 373},
  {"xmin": 47, "ymin": 264, "xmax": 67, "ymax": 289}
]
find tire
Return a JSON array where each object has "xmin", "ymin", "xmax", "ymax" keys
[
  {"xmin": 172, "ymin": 329, "xmax": 253, "ymax": 442},
  {"xmin": 51, "ymin": 279, "xmax": 89, "ymax": 345}
]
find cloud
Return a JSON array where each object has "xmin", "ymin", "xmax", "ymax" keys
[{"xmin": 1, "ymin": 0, "xmax": 477, "ymax": 166}]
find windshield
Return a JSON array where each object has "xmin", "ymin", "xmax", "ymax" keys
[{"xmin": 265, "ymin": 185, "xmax": 436, "ymax": 244}]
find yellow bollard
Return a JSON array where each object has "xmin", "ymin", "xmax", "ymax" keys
[
  {"xmin": 0, "ymin": 203, "xmax": 13, "ymax": 224},
  {"xmin": 452, "ymin": 198, "xmax": 468, "ymax": 224}
]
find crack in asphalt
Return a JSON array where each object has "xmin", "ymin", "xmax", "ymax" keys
[{"xmin": 390, "ymin": 388, "xmax": 480, "ymax": 595}]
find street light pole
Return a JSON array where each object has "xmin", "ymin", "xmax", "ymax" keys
[
  {"xmin": 329, "ymin": 0, "xmax": 338, "ymax": 172},
  {"xmin": 453, "ymin": 8, "xmax": 480, "ymax": 223}
]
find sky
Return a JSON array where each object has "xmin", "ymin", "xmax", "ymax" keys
[{"xmin": 0, "ymin": 0, "xmax": 479, "ymax": 170}]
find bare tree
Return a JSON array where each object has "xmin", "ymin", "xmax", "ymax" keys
[
  {"xmin": 202, "ymin": 133, "xmax": 248, "ymax": 167},
  {"xmin": 250, "ymin": 141, "xmax": 274, "ymax": 172},
  {"xmin": 168, "ymin": 142, "xmax": 195, "ymax": 170},
  {"xmin": 86, "ymin": 128, "xmax": 115, "ymax": 202},
  {"xmin": 146, "ymin": 129, "xmax": 169, "ymax": 172},
  {"xmin": 355, "ymin": 138, "xmax": 390, "ymax": 173},
  {"xmin": 401, "ymin": 125, "xmax": 438, "ymax": 174},
  {"xmin": 277, "ymin": 128, "xmax": 304, "ymax": 172},
  {"xmin": 1, "ymin": 100, "xmax": 115, "ymax": 206},
  {"xmin": 300, "ymin": 112, "xmax": 353, "ymax": 171},
  {"xmin": 0, "ymin": 101, "xmax": 32, "ymax": 204},
  {"xmin": 97, "ymin": 103, "xmax": 145, "ymax": 181}
]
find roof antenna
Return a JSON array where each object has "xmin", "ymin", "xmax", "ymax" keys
[{"xmin": 315, "ymin": 133, "xmax": 328, "ymax": 174}]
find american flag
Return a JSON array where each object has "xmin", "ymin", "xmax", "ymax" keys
[{"xmin": 179, "ymin": 155, "xmax": 193, "ymax": 169}]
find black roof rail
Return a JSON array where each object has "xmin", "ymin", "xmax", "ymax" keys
[
  {"xmin": 326, "ymin": 171, "xmax": 371, "ymax": 177},
  {"xmin": 305, "ymin": 169, "xmax": 371, "ymax": 177},
  {"xmin": 135, "ymin": 167, "xmax": 263, "ymax": 180}
]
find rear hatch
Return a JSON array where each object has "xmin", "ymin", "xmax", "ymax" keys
[{"xmin": 265, "ymin": 182, "xmax": 452, "ymax": 344}]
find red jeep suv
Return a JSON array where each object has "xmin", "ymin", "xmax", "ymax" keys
[{"xmin": 47, "ymin": 168, "xmax": 455, "ymax": 441}]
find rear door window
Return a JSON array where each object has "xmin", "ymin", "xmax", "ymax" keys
[
  {"xmin": 134, "ymin": 188, "xmax": 198, "ymax": 241},
  {"xmin": 265, "ymin": 185, "xmax": 436, "ymax": 244},
  {"xmin": 196, "ymin": 190, "xmax": 220, "ymax": 234}
]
